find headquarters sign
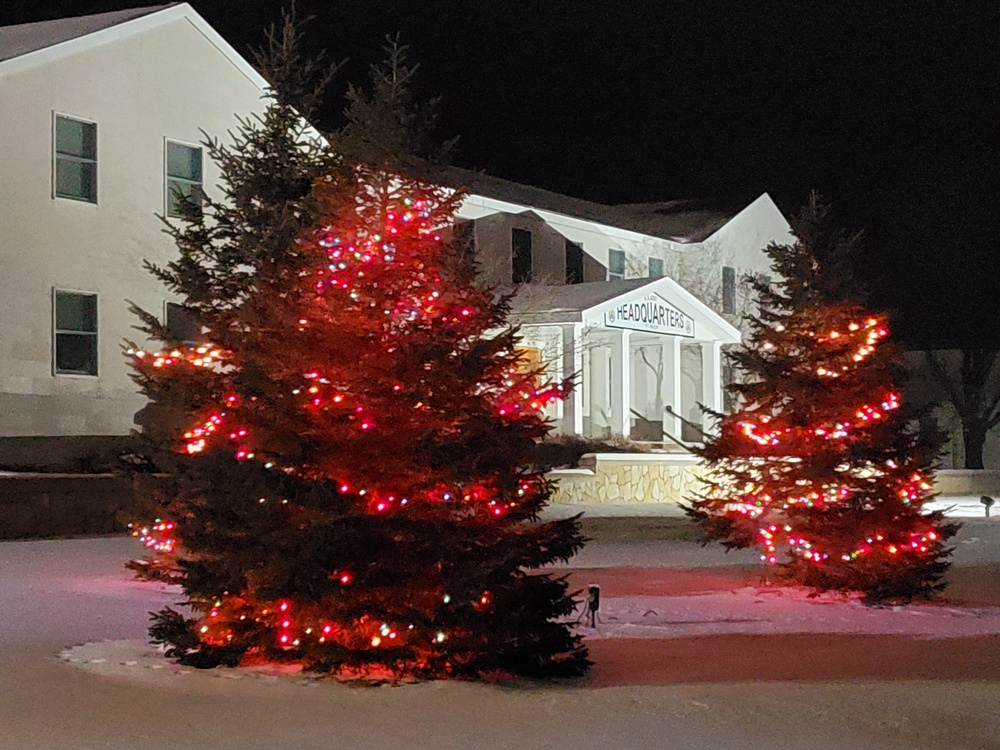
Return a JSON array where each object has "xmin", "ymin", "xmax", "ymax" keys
[{"xmin": 604, "ymin": 293, "xmax": 694, "ymax": 337}]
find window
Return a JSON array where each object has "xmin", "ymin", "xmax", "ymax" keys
[
  {"xmin": 54, "ymin": 115, "xmax": 97, "ymax": 203},
  {"xmin": 53, "ymin": 290, "xmax": 98, "ymax": 376},
  {"xmin": 165, "ymin": 141, "xmax": 203, "ymax": 217},
  {"xmin": 566, "ymin": 240, "xmax": 584, "ymax": 284},
  {"xmin": 722, "ymin": 265, "xmax": 736, "ymax": 314},
  {"xmin": 608, "ymin": 249, "xmax": 626, "ymax": 281},
  {"xmin": 648, "ymin": 257, "xmax": 664, "ymax": 278},
  {"xmin": 165, "ymin": 302, "xmax": 201, "ymax": 344},
  {"xmin": 755, "ymin": 274, "xmax": 772, "ymax": 313},
  {"xmin": 512, "ymin": 228, "xmax": 533, "ymax": 283}
]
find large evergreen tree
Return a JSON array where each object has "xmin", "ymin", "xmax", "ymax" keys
[
  {"xmin": 128, "ymin": 22, "xmax": 588, "ymax": 678},
  {"xmin": 687, "ymin": 196, "xmax": 958, "ymax": 602}
]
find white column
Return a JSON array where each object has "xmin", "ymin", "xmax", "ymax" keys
[
  {"xmin": 589, "ymin": 339, "xmax": 610, "ymax": 436},
  {"xmin": 661, "ymin": 335, "xmax": 682, "ymax": 437},
  {"xmin": 559, "ymin": 323, "xmax": 584, "ymax": 436},
  {"xmin": 701, "ymin": 340, "xmax": 723, "ymax": 433},
  {"xmin": 610, "ymin": 329, "xmax": 631, "ymax": 438}
]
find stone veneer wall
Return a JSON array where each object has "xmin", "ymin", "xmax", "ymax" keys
[
  {"xmin": 934, "ymin": 470, "xmax": 1000, "ymax": 496},
  {"xmin": 548, "ymin": 453, "xmax": 707, "ymax": 504}
]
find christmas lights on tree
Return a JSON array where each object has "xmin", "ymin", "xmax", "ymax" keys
[
  {"xmin": 687, "ymin": 195, "xmax": 958, "ymax": 602},
  {"xmin": 126, "ymin": 23, "xmax": 588, "ymax": 679}
]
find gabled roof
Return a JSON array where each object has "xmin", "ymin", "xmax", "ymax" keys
[
  {"xmin": 0, "ymin": 3, "xmax": 269, "ymax": 91},
  {"xmin": 0, "ymin": 4, "xmax": 174, "ymax": 62},
  {"xmin": 426, "ymin": 164, "xmax": 740, "ymax": 244},
  {"xmin": 509, "ymin": 279, "xmax": 654, "ymax": 316},
  {"xmin": 0, "ymin": 5, "xmax": 776, "ymax": 252},
  {"xmin": 508, "ymin": 278, "xmax": 742, "ymax": 343}
]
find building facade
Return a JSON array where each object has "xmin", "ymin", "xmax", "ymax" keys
[
  {"xmin": 0, "ymin": 4, "xmax": 269, "ymax": 437},
  {"xmin": 0, "ymin": 4, "xmax": 792, "ymax": 454}
]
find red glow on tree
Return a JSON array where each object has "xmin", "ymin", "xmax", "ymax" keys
[
  {"xmin": 126, "ymin": 27, "xmax": 587, "ymax": 678},
  {"xmin": 687, "ymin": 196, "xmax": 958, "ymax": 602}
]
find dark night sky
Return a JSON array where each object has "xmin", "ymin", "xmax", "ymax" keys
[{"xmin": 4, "ymin": 0, "xmax": 1000, "ymax": 346}]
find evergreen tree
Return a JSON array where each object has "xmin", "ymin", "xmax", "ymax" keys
[
  {"xmin": 687, "ymin": 195, "xmax": 958, "ymax": 602},
  {"xmin": 128, "ymin": 20, "xmax": 588, "ymax": 678}
]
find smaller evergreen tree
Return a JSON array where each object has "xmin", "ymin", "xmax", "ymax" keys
[{"xmin": 687, "ymin": 195, "xmax": 958, "ymax": 602}]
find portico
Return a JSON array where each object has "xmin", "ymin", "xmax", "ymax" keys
[{"xmin": 509, "ymin": 278, "xmax": 742, "ymax": 443}]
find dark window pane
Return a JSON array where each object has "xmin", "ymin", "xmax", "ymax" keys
[
  {"xmin": 609, "ymin": 249, "xmax": 626, "ymax": 277},
  {"xmin": 566, "ymin": 240, "xmax": 584, "ymax": 284},
  {"xmin": 167, "ymin": 142, "xmax": 202, "ymax": 181},
  {"xmin": 55, "ymin": 333, "xmax": 97, "ymax": 375},
  {"xmin": 166, "ymin": 302, "xmax": 201, "ymax": 343},
  {"xmin": 55, "ymin": 292, "xmax": 97, "ymax": 332},
  {"xmin": 166, "ymin": 178, "xmax": 203, "ymax": 216},
  {"xmin": 648, "ymin": 257, "xmax": 664, "ymax": 278},
  {"xmin": 512, "ymin": 228, "xmax": 532, "ymax": 283},
  {"xmin": 55, "ymin": 159, "xmax": 97, "ymax": 202},
  {"xmin": 722, "ymin": 266, "xmax": 736, "ymax": 314},
  {"xmin": 56, "ymin": 117, "xmax": 96, "ymax": 159}
]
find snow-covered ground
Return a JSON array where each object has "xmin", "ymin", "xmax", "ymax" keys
[
  {"xmin": 3, "ymin": 521, "xmax": 1000, "ymax": 749},
  {"xmin": 542, "ymin": 496, "xmax": 1000, "ymax": 519},
  {"xmin": 927, "ymin": 495, "xmax": 1000, "ymax": 517}
]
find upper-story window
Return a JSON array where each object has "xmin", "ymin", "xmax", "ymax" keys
[
  {"xmin": 53, "ymin": 289, "xmax": 98, "ymax": 376},
  {"xmin": 165, "ymin": 141, "xmax": 203, "ymax": 218},
  {"xmin": 165, "ymin": 302, "xmax": 202, "ymax": 344},
  {"xmin": 512, "ymin": 228, "xmax": 533, "ymax": 283},
  {"xmin": 722, "ymin": 265, "xmax": 736, "ymax": 314},
  {"xmin": 54, "ymin": 115, "xmax": 97, "ymax": 203},
  {"xmin": 608, "ymin": 249, "xmax": 626, "ymax": 281},
  {"xmin": 566, "ymin": 240, "xmax": 584, "ymax": 284},
  {"xmin": 648, "ymin": 257, "xmax": 664, "ymax": 278}
]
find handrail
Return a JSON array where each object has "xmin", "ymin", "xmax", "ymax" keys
[
  {"xmin": 664, "ymin": 404, "xmax": 710, "ymax": 439},
  {"xmin": 629, "ymin": 408, "xmax": 697, "ymax": 454}
]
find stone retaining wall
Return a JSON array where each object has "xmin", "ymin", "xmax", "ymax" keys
[
  {"xmin": 0, "ymin": 474, "xmax": 137, "ymax": 539},
  {"xmin": 548, "ymin": 458, "xmax": 1000, "ymax": 507},
  {"xmin": 549, "ymin": 453, "xmax": 706, "ymax": 504},
  {"xmin": 935, "ymin": 470, "xmax": 1000, "ymax": 497}
]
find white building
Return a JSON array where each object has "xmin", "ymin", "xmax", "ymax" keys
[
  {"xmin": 0, "ymin": 4, "xmax": 270, "ymax": 440},
  {"xmin": 0, "ymin": 4, "xmax": 792, "ymax": 464},
  {"xmin": 438, "ymin": 169, "xmax": 790, "ymax": 442}
]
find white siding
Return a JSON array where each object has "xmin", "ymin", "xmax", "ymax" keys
[{"xmin": 0, "ymin": 14, "xmax": 267, "ymax": 435}]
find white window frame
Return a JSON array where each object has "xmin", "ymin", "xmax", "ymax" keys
[
  {"xmin": 52, "ymin": 112, "xmax": 98, "ymax": 204},
  {"xmin": 52, "ymin": 288, "xmax": 99, "ymax": 378},
  {"xmin": 608, "ymin": 249, "xmax": 626, "ymax": 281},
  {"xmin": 648, "ymin": 257, "xmax": 664, "ymax": 278},
  {"xmin": 164, "ymin": 138, "xmax": 204, "ymax": 218}
]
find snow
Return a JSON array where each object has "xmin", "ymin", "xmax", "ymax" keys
[
  {"xmin": 585, "ymin": 588, "xmax": 1000, "ymax": 639},
  {"xmin": 544, "ymin": 496, "xmax": 1000, "ymax": 520},
  {"xmin": 927, "ymin": 495, "xmax": 1000, "ymax": 517},
  {"xmin": 4, "ymin": 521, "xmax": 1000, "ymax": 749},
  {"xmin": 60, "ymin": 585, "xmax": 1000, "ymax": 683}
]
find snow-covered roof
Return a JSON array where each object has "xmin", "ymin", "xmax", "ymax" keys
[
  {"xmin": 611, "ymin": 200, "xmax": 736, "ymax": 243},
  {"xmin": 0, "ymin": 4, "xmax": 174, "ymax": 62},
  {"xmin": 426, "ymin": 164, "xmax": 740, "ymax": 244},
  {"xmin": 0, "ymin": 3, "xmax": 269, "ymax": 92},
  {"xmin": 0, "ymin": 5, "xmax": 780, "ymax": 254}
]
